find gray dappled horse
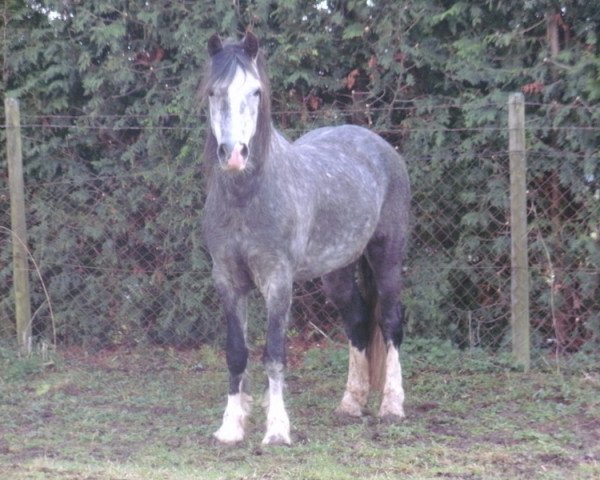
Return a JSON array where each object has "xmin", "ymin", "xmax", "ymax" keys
[{"xmin": 200, "ymin": 32, "xmax": 411, "ymax": 445}]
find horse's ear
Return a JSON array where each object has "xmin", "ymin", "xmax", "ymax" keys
[
  {"xmin": 243, "ymin": 31, "xmax": 259, "ymax": 59},
  {"xmin": 208, "ymin": 33, "xmax": 223, "ymax": 57}
]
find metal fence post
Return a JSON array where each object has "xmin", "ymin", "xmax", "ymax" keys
[
  {"xmin": 508, "ymin": 93, "xmax": 530, "ymax": 371},
  {"xmin": 5, "ymin": 97, "xmax": 33, "ymax": 354}
]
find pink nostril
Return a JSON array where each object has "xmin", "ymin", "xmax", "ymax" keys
[{"xmin": 217, "ymin": 143, "xmax": 248, "ymax": 162}]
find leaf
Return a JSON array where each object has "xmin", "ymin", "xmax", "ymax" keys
[{"xmin": 342, "ymin": 23, "xmax": 364, "ymax": 40}]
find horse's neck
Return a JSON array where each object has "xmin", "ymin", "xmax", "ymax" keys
[
  {"xmin": 209, "ymin": 127, "xmax": 289, "ymax": 207},
  {"xmin": 213, "ymin": 145, "xmax": 268, "ymax": 207},
  {"xmin": 271, "ymin": 129, "xmax": 291, "ymax": 151},
  {"xmin": 212, "ymin": 169, "xmax": 260, "ymax": 208}
]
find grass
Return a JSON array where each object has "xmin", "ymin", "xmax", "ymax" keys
[{"xmin": 0, "ymin": 339, "xmax": 599, "ymax": 479}]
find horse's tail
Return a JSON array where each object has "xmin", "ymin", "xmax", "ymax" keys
[{"xmin": 359, "ymin": 256, "xmax": 387, "ymax": 392}]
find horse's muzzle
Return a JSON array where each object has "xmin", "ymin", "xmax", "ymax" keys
[{"xmin": 218, "ymin": 142, "xmax": 249, "ymax": 171}]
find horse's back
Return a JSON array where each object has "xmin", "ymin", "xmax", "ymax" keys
[
  {"xmin": 294, "ymin": 125, "xmax": 407, "ymax": 181},
  {"xmin": 292, "ymin": 124, "xmax": 410, "ymax": 213}
]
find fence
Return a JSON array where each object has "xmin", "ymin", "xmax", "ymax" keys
[{"xmin": 1, "ymin": 95, "xmax": 599, "ymax": 366}]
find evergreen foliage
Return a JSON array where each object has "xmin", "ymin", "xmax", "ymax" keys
[{"xmin": 1, "ymin": 1, "xmax": 598, "ymax": 352}]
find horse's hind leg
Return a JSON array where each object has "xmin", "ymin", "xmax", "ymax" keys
[
  {"xmin": 367, "ymin": 236, "xmax": 406, "ymax": 420},
  {"xmin": 322, "ymin": 263, "xmax": 370, "ymax": 417}
]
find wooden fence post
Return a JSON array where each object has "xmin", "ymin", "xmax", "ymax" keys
[
  {"xmin": 5, "ymin": 97, "xmax": 33, "ymax": 355},
  {"xmin": 508, "ymin": 93, "xmax": 530, "ymax": 371}
]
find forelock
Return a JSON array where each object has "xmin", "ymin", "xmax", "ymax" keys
[{"xmin": 206, "ymin": 42, "xmax": 259, "ymax": 93}]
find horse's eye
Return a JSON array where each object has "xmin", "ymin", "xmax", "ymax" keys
[
  {"xmin": 207, "ymin": 89, "xmax": 215, "ymax": 98},
  {"xmin": 253, "ymin": 89, "xmax": 261, "ymax": 98}
]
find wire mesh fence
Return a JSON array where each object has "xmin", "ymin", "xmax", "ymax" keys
[{"xmin": 1, "ymin": 102, "xmax": 599, "ymax": 363}]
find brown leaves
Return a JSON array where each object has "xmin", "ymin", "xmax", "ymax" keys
[
  {"xmin": 304, "ymin": 93, "xmax": 322, "ymax": 112},
  {"xmin": 345, "ymin": 69, "xmax": 360, "ymax": 90},
  {"xmin": 134, "ymin": 47, "xmax": 165, "ymax": 68},
  {"xmin": 521, "ymin": 81, "xmax": 544, "ymax": 95}
]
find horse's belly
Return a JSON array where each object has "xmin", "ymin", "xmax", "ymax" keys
[
  {"xmin": 294, "ymin": 218, "xmax": 376, "ymax": 281},
  {"xmin": 294, "ymin": 250, "xmax": 362, "ymax": 281}
]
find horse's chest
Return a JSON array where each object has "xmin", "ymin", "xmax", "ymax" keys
[
  {"xmin": 210, "ymin": 223, "xmax": 292, "ymax": 293},
  {"xmin": 206, "ymin": 204, "xmax": 292, "ymax": 263}
]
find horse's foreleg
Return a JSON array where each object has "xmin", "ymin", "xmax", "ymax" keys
[
  {"xmin": 261, "ymin": 279, "xmax": 293, "ymax": 445},
  {"xmin": 213, "ymin": 389, "xmax": 252, "ymax": 444},
  {"xmin": 213, "ymin": 289, "xmax": 252, "ymax": 444},
  {"xmin": 263, "ymin": 360, "xmax": 290, "ymax": 445}
]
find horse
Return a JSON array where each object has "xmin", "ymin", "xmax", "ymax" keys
[{"xmin": 200, "ymin": 32, "xmax": 411, "ymax": 445}]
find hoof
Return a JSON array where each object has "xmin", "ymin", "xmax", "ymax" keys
[
  {"xmin": 262, "ymin": 433, "xmax": 291, "ymax": 446},
  {"xmin": 336, "ymin": 391, "xmax": 367, "ymax": 418},
  {"xmin": 213, "ymin": 392, "xmax": 252, "ymax": 445},
  {"xmin": 379, "ymin": 392, "xmax": 405, "ymax": 420},
  {"xmin": 334, "ymin": 402, "xmax": 364, "ymax": 417},
  {"xmin": 378, "ymin": 412, "xmax": 405, "ymax": 424},
  {"xmin": 212, "ymin": 429, "xmax": 245, "ymax": 445},
  {"xmin": 333, "ymin": 410, "xmax": 365, "ymax": 427}
]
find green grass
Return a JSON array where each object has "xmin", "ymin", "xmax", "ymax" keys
[{"xmin": 1, "ymin": 340, "xmax": 599, "ymax": 479}]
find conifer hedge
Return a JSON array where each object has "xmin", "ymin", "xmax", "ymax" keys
[{"xmin": 1, "ymin": 1, "xmax": 598, "ymax": 353}]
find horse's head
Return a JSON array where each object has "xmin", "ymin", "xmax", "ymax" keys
[{"xmin": 203, "ymin": 32, "xmax": 270, "ymax": 173}]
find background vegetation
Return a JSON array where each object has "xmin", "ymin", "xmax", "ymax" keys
[{"xmin": 1, "ymin": 0, "xmax": 599, "ymax": 354}]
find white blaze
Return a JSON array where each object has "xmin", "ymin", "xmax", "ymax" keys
[{"xmin": 208, "ymin": 65, "xmax": 262, "ymax": 155}]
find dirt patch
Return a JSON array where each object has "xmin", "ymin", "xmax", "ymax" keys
[
  {"xmin": 414, "ymin": 401, "xmax": 440, "ymax": 413},
  {"xmin": 538, "ymin": 453, "xmax": 579, "ymax": 468}
]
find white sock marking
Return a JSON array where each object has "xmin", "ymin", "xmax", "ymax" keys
[
  {"xmin": 213, "ymin": 392, "xmax": 252, "ymax": 444},
  {"xmin": 336, "ymin": 344, "xmax": 370, "ymax": 416},
  {"xmin": 379, "ymin": 344, "xmax": 405, "ymax": 418},
  {"xmin": 263, "ymin": 372, "xmax": 291, "ymax": 445}
]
